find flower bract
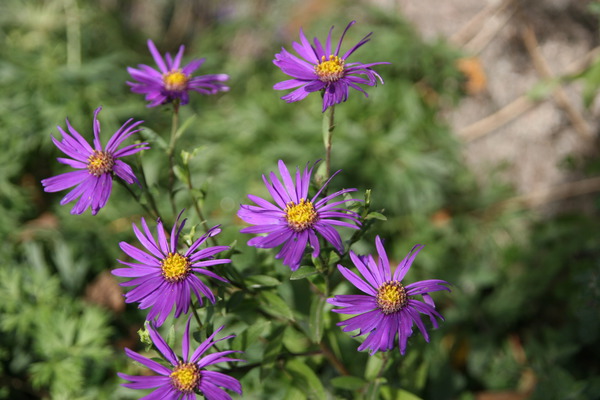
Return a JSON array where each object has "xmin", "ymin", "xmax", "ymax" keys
[
  {"xmin": 41, "ymin": 107, "xmax": 148, "ymax": 215},
  {"xmin": 127, "ymin": 39, "xmax": 229, "ymax": 107},
  {"xmin": 328, "ymin": 236, "xmax": 451, "ymax": 354},
  {"xmin": 237, "ymin": 160, "xmax": 360, "ymax": 271},
  {"xmin": 273, "ymin": 21, "xmax": 389, "ymax": 112},
  {"xmin": 118, "ymin": 318, "xmax": 243, "ymax": 399},
  {"xmin": 112, "ymin": 212, "xmax": 230, "ymax": 326}
]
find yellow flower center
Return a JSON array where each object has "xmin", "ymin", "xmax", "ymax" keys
[
  {"xmin": 285, "ymin": 198, "xmax": 318, "ymax": 232},
  {"xmin": 161, "ymin": 252, "xmax": 190, "ymax": 282},
  {"xmin": 376, "ymin": 281, "xmax": 407, "ymax": 315},
  {"xmin": 170, "ymin": 362, "xmax": 200, "ymax": 393},
  {"xmin": 87, "ymin": 150, "xmax": 115, "ymax": 176},
  {"xmin": 163, "ymin": 70, "xmax": 189, "ymax": 92},
  {"xmin": 315, "ymin": 55, "xmax": 345, "ymax": 83}
]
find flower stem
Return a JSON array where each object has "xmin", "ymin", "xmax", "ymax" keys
[
  {"xmin": 167, "ymin": 102, "xmax": 180, "ymax": 216},
  {"xmin": 367, "ymin": 353, "xmax": 390, "ymax": 400},
  {"xmin": 133, "ymin": 154, "xmax": 162, "ymax": 220},
  {"xmin": 322, "ymin": 105, "xmax": 336, "ymax": 185},
  {"xmin": 192, "ymin": 306, "xmax": 203, "ymax": 330},
  {"xmin": 184, "ymin": 162, "xmax": 218, "ymax": 247},
  {"xmin": 117, "ymin": 179, "xmax": 157, "ymax": 219}
]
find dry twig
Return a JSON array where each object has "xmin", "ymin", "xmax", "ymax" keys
[
  {"xmin": 458, "ymin": 47, "xmax": 600, "ymax": 142},
  {"xmin": 521, "ymin": 24, "xmax": 593, "ymax": 142}
]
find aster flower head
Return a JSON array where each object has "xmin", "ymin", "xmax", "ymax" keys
[
  {"xmin": 273, "ymin": 20, "xmax": 390, "ymax": 112},
  {"xmin": 41, "ymin": 107, "xmax": 148, "ymax": 216},
  {"xmin": 127, "ymin": 39, "xmax": 229, "ymax": 108},
  {"xmin": 112, "ymin": 211, "xmax": 230, "ymax": 327},
  {"xmin": 328, "ymin": 236, "xmax": 451, "ymax": 355},
  {"xmin": 118, "ymin": 318, "xmax": 243, "ymax": 400},
  {"xmin": 237, "ymin": 160, "xmax": 360, "ymax": 271}
]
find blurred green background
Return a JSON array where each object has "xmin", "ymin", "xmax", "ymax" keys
[{"xmin": 1, "ymin": 0, "xmax": 599, "ymax": 399}]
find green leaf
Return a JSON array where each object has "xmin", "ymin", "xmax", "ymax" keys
[
  {"xmin": 260, "ymin": 326, "xmax": 285, "ymax": 380},
  {"xmin": 175, "ymin": 114, "xmax": 197, "ymax": 140},
  {"xmin": 308, "ymin": 295, "xmax": 325, "ymax": 344},
  {"xmin": 527, "ymin": 77, "xmax": 560, "ymax": 102},
  {"xmin": 380, "ymin": 386, "xmax": 424, "ymax": 400},
  {"xmin": 259, "ymin": 291, "xmax": 295, "ymax": 321},
  {"xmin": 180, "ymin": 148, "xmax": 200, "ymax": 165},
  {"xmin": 165, "ymin": 324, "xmax": 176, "ymax": 349},
  {"xmin": 263, "ymin": 326, "xmax": 285, "ymax": 363},
  {"xmin": 365, "ymin": 211, "xmax": 387, "ymax": 221},
  {"xmin": 581, "ymin": 59, "xmax": 600, "ymax": 108},
  {"xmin": 330, "ymin": 375, "xmax": 367, "ymax": 391},
  {"xmin": 233, "ymin": 320, "xmax": 270, "ymax": 351},
  {"xmin": 287, "ymin": 359, "xmax": 326, "ymax": 399},
  {"xmin": 140, "ymin": 127, "xmax": 167, "ymax": 150},
  {"xmin": 173, "ymin": 164, "xmax": 190, "ymax": 186},
  {"xmin": 364, "ymin": 189, "xmax": 372, "ymax": 208},
  {"xmin": 311, "ymin": 254, "xmax": 324, "ymax": 269},
  {"xmin": 283, "ymin": 326, "xmax": 310, "ymax": 353},
  {"xmin": 137, "ymin": 326, "xmax": 152, "ymax": 350},
  {"xmin": 246, "ymin": 275, "xmax": 281, "ymax": 288},
  {"xmin": 364, "ymin": 354, "xmax": 384, "ymax": 380},
  {"xmin": 290, "ymin": 265, "xmax": 318, "ymax": 280},
  {"xmin": 327, "ymin": 250, "xmax": 340, "ymax": 266}
]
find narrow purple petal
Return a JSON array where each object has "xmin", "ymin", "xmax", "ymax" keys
[
  {"xmin": 123, "ymin": 348, "xmax": 172, "ymax": 375},
  {"xmin": 337, "ymin": 265, "xmax": 376, "ymax": 296},
  {"xmin": 147, "ymin": 39, "xmax": 168, "ymax": 72},
  {"xmin": 393, "ymin": 244, "xmax": 424, "ymax": 281}
]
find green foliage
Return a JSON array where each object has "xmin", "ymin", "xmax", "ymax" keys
[
  {"xmin": 0, "ymin": 243, "xmax": 114, "ymax": 399},
  {"xmin": 1, "ymin": 0, "xmax": 599, "ymax": 399}
]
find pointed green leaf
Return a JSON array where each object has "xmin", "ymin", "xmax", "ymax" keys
[
  {"xmin": 330, "ymin": 376, "xmax": 367, "ymax": 391},
  {"xmin": 365, "ymin": 211, "xmax": 387, "ymax": 221},
  {"xmin": 308, "ymin": 295, "xmax": 326, "ymax": 343},
  {"xmin": 246, "ymin": 275, "xmax": 281, "ymax": 288},
  {"xmin": 290, "ymin": 265, "xmax": 318, "ymax": 280},
  {"xmin": 287, "ymin": 359, "xmax": 326, "ymax": 399},
  {"xmin": 173, "ymin": 164, "xmax": 190, "ymax": 186},
  {"xmin": 365, "ymin": 354, "xmax": 385, "ymax": 380},
  {"xmin": 259, "ymin": 291, "xmax": 295, "ymax": 321},
  {"xmin": 175, "ymin": 114, "xmax": 197, "ymax": 139},
  {"xmin": 140, "ymin": 127, "xmax": 167, "ymax": 150}
]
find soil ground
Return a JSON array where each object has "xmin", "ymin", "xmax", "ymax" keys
[{"xmin": 395, "ymin": 0, "xmax": 600, "ymax": 212}]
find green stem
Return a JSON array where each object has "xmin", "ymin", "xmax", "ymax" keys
[
  {"xmin": 117, "ymin": 179, "xmax": 156, "ymax": 219},
  {"xmin": 167, "ymin": 102, "xmax": 180, "ymax": 216},
  {"xmin": 192, "ymin": 306, "xmax": 203, "ymax": 330},
  {"xmin": 322, "ymin": 105, "xmax": 336, "ymax": 185},
  {"xmin": 184, "ymin": 162, "xmax": 218, "ymax": 247},
  {"xmin": 133, "ymin": 154, "xmax": 162, "ymax": 220},
  {"xmin": 367, "ymin": 353, "xmax": 390, "ymax": 400}
]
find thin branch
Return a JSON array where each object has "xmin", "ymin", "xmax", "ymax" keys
[
  {"xmin": 458, "ymin": 47, "xmax": 600, "ymax": 142},
  {"xmin": 458, "ymin": 96, "xmax": 537, "ymax": 142},
  {"xmin": 508, "ymin": 176, "xmax": 600, "ymax": 208},
  {"xmin": 463, "ymin": 0, "xmax": 517, "ymax": 54},
  {"xmin": 450, "ymin": 0, "xmax": 516, "ymax": 47},
  {"xmin": 521, "ymin": 24, "xmax": 593, "ymax": 142}
]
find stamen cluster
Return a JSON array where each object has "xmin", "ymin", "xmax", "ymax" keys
[
  {"xmin": 87, "ymin": 150, "xmax": 115, "ymax": 176},
  {"xmin": 163, "ymin": 70, "xmax": 189, "ymax": 92},
  {"xmin": 315, "ymin": 55, "xmax": 345, "ymax": 83},
  {"xmin": 170, "ymin": 362, "xmax": 201, "ymax": 393},
  {"xmin": 376, "ymin": 280, "xmax": 407, "ymax": 315},
  {"xmin": 161, "ymin": 252, "xmax": 191, "ymax": 282},
  {"xmin": 285, "ymin": 198, "xmax": 318, "ymax": 232}
]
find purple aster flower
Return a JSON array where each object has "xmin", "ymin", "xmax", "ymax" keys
[
  {"xmin": 273, "ymin": 20, "xmax": 390, "ymax": 112},
  {"xmin": 112, "ymin": 212, "xmax": 230, "ymax": 327},
  {"xmin": 328, "ymin": 236, "xmax": 451, "ymax": 355},
  {"xmin": 41, "ymin": 107, "xmax": 148, "ymax": 216},
  {"xmin": 237, "ymin": 160, "xmax": 360, "ymax": 271},
  {"xmin": 127, "ymin": 39, "xmax": 229, "ymax": 108},
  {"xmin": 118, "ymin": 318, "xmax": 243, "ymax": 399}
]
